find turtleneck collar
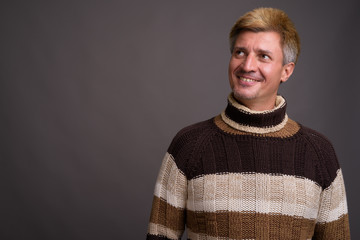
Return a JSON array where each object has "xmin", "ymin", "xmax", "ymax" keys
[{"xmin": 220, "ymin": 93, "xmax": 288, "ymax": 134}]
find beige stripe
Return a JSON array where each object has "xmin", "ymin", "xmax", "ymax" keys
[
  {"xmin": 186, "ymin": 211, "xmax": 316, "ymax": 239},
  {"xmin": 153, "ymin": 152, "xmax": 187, "ymax": 209},
  {"xmin": 317, "ymin": 170, "xmax": 349, "ymax": 223},
  {"xmin": 187, "ymin": 173, "xmax": 322, "ymax": 219},
  {"xmin": 148, "ymin": 222, "xmax": 183, "ymax": 240}
]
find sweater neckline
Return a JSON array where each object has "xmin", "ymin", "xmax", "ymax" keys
[{"xmin": 220, "ymin": 93, "xmax": 288, "ymax": 134}]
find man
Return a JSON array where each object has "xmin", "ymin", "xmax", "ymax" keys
[{"xmin": 146, "ymin": 7, "xmax": 350, "ymax": 240}]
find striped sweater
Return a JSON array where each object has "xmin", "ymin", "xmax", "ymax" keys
[{"xmin": 147, "ymin": 94, "xmax": 350, "ymax": 240}]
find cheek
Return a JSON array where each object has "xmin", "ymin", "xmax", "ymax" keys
[
  {"xmin": 228, "ymin": 63, "xmax": 232, "ymax": 74},
  {"xmin": 228, "ymin": 59, "xmax": 239, "ymax": 74},
  {"xmin": 228, "ymin": 62, "xmax": 236, "ymax": 88},
  {"xmin": 228, "ymin": 61, "xmax": 235, "ymax": 77},
  {"xmin": 261, "ymin": 64, "xmax": 283, "ymax": 80}
]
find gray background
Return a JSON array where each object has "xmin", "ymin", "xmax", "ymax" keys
[{"xmin": 1, "ymin": 1, "xmax": 359, "ymax": 239}]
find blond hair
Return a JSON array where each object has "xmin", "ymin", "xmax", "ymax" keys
[{"xmin": 229, "ymin": 7, "xmax": 300, "ymax": 64}]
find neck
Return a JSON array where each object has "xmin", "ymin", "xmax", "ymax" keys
[
  {"xmin": 233, "ymin": 94, "xmax": 277, "ymax": 111},
  {"xmin": 220, "ymin": 93, "xmax": 288, "ymax": 134}
]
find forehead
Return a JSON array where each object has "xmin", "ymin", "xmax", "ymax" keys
[{"xmin": 234, "ymin": 31, "xmax": 282, "ymax": 52}]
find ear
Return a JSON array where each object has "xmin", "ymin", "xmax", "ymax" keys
[{"xmin": 280, "ymin": 62, "xmax": 295, "ymax": 83}]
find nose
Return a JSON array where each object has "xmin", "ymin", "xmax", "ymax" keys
[{"xmin": 242, "ymin": 54, "xmax": 257, "ymax": 72}]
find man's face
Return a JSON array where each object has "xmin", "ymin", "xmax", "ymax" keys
[{"xmin": 228, "ymin": 31, "xmax": 294, "ymax": 110}]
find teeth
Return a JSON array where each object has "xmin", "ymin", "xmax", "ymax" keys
[{"xmin": 240, "ymin": 77, "xmax": 256, "ymax": 82}]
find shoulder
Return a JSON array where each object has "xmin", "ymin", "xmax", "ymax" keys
[
  {"xmin": 168, "ymin": 118, "xmax": 216, "ymax": 157},
  {"xmin": 165, "ymin": 118, "xmax": 218, "ymax": 175},
  {"xmin": 297, "ymin": 124, "xmax": 340, "ymax": 188},
  {"xmin": 298, "ymin": 124, "xmax": 337, "ymax": 155}
]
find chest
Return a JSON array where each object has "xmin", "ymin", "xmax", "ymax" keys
[{"xmin": 186, "ymin": 173, "xmax": 322, "ymax": 220}]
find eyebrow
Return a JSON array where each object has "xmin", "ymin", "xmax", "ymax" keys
[
  {"xmin": 257, "ymin": 49, "xmax": 273, "ymax": 56},
  {"xmin": 233, "ymin": 47, "xmax": 246, "ymax": 52},
  {"xmin": 233, "ymin": 46, "xmax": 273, "ymax": 56}
]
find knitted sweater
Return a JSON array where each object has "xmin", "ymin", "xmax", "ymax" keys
[{"xmin": 147, "ymin": 94, "xmax": 350, "ymax": 240}]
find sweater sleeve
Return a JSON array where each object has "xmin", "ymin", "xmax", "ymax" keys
[
  {"xmin": 303, "ymin": 126, "xmax": 351, "ymax": 239},
  {"xmin": 146, "ymin": 152, "xmax": 187, "ymax": 240},
  {"xmin": 313, "ymin": 169, "xmax": 350, "ymax": 239}
]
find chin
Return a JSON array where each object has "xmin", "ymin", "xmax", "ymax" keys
[{"xmin": 232, "ymin": 90, "xmax": 257, "ymax": 102}]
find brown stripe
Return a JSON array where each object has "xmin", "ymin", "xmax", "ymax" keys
[
  {"xmin": 149, "ymin": 196, "xmax": 185, "ymax": 232},
  {"xmin": 187, "ymin": 210, "xmax": 316, "ymax": 239},
  {"xmin": 224, "ymin": 100, "xmax": 286, "ymax": 128},
  {"xmin": 214, "ymin": 115, "xmax": 300, "ymax": 138},
  {"xmin": 314, "ymin": 214, "xmax": 350, "ymax": 240}
]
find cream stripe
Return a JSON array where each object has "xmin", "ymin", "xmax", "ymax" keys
[
  {"xmin": 324, "ymin": 169, "xmax": 347, "ymax": 210},
  {"xmin": 221, "ymin": 111, "xmax": 288, "ymax": 134},
  {"xmin": 317, "ymin": 200, "xmax": 348, "ymax": 223},
  {"xmin": 317, "ymin": 170, "xmax": 348, "ymax": 223},
  {"xmin": 148, "ymin": 222, "xmax": 183, "ymax": 240},
  {"xmin": 153, "ymin": 152, "xmax": 187, "ymax": 209},
  {"xmin": 187, "ymin": 172, "xmax": 322, "ymax": 219}
]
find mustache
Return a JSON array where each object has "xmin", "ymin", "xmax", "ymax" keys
[{"xmin": 234, "ymin": 69, "xmax": 263, "ymax": 81}]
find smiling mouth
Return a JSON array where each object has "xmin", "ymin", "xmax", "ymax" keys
[{"xmin": 238, "ymin": 76, "xmax": 261, "ymax": 82}]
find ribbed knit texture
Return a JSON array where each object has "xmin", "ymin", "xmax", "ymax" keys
[{"xmin": 147, "ymin": 94, "xmax": 350, "ymax": 240}]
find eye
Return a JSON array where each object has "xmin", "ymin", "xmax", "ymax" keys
[
  {"xmin": 234, "ymin": 50, "xmax": 245, "ymax": 57},
  {"xmin": 261, "ymin": 54, "xmax": 270, "ymax": 60},
  {"xmin": 237, "ymin": 50, "xmax": 244, "ymax": 55}
]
